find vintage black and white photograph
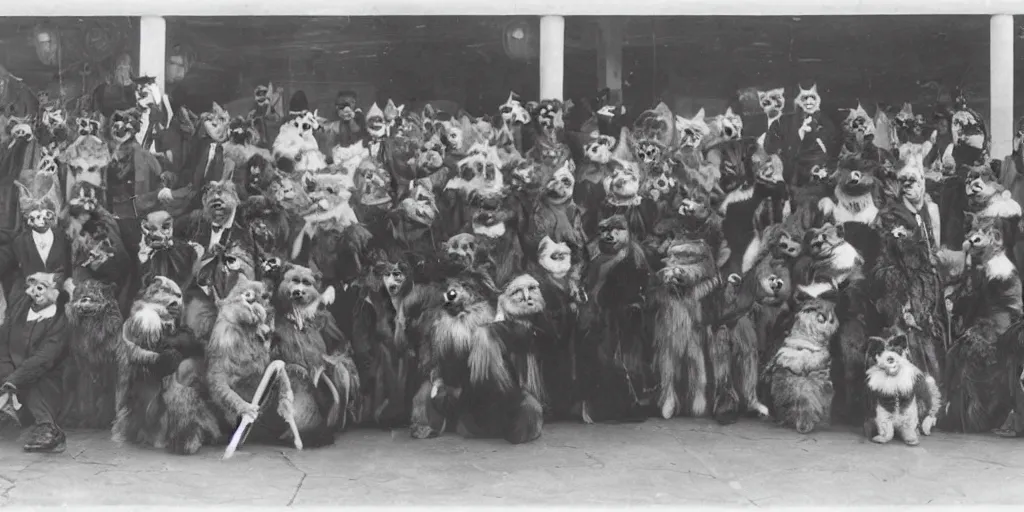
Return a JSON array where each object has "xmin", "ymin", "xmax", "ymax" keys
[{"xmin": 0, "ymin": 0, "xmax": 1022, "ymax": 507}]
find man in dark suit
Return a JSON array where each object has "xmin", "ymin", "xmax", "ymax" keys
[
  {"xmin": 0, "ymin": 198, "xmax": 72, "ymax": 311},
  {"xmin": 0, "ymin": 272, "xmax": 70, "ymax": 453}
]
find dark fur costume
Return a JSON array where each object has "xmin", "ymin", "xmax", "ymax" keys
[
  {"xmin": 942, "ymin": 245, "xmax": 1024, "ymax": 432},
  {"xmin": 710, "ymin": 257, "xmax": 791, "ymax": 424},
  {"xmin": 60, "ymin": 280, "xmax": 121, "ymax": 429},
  {"xmin": 869, "ymin": 209, "xmax": 946, "ymax": 379},
  {"xmin": 112, "ymin": 277, "xmax": 217, "ymax": 455},
  {"xmin": 529, "ymin": 266, "xmax": 580, "ymax": 419},
  {"xmin": 577, "ymin": 216, "xmax": 652, "ymax": 422},
  {"xmin": 647, "ymin": 240, "xmax": 719, "ymax": 420}
]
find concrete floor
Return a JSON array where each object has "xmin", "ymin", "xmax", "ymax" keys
[{"xmin": 0, "ymin": 418, "xmax": 1022, "ymax": 506}]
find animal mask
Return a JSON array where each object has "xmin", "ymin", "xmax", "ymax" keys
[
  {"xmin": 334, "ymin": 91, "xmax": 360, "ymax": 122},
  {"xmin": 597, "ymin": 214, "xmax": 631, "ymax": 254},
  {"xmin": 133, "ymin": 76, "xmax": 162, "ymax": 109},
  {"xmin": 533, "ymin": 99, "xmax": 564, "ymax": 132},
  {"xmin": 398, "ymin": 180, "xmax": 438, "ymax": 226},
  {"xmin": 68, "ymin": 278, "xmax": 117, "ymax": 318},
  {"xmin": 383, "ymin": 99, "xmax": 405, "ymax": 133},
  {"xmin": 757, "ymin": 88, "xmax": 786, "ymax": 119},
  {"xmin": 543, "ymin": 160, "xmax": 576, "ymax": 204},
  {"xmin": 365, "ymin": 102, "xmax": 387, "ymax": 139},
  {"xmin": 109, "ymin": 109, "xmax": 141, "ymax": 143},
  {"xmin": 374, "ymin": 260, "xmax": 409, "ymax": 298},
  {"xmin": 443, "ymin": 233, "xmax": 480, "ymax": 269},
  {"xmin": 415, "ymin": 133, "xmax": 446, "ymax": 171},
  {"xmin": 74, "ymin": 114, "xmax": 102, "ymax": 138},
  {"xmin": 896, "ymin": 158, "xmax": 927, "ymax": 204},
  {"xmin": 605, "ymin": 162, "xmax": 641, "ymax": 200},
  {"xmin": 498, "ymin": 274, "xmax": 545, "ymax": 318},
  {"xmin": 228, "ymin": 115, "xmax": 260, "ymax": 145},
  {"xmin": 141, "ymin": 210, "xmax": 175, "ymax": 249},
  {"xmin": 201, "ymin": 103, "xmax": 230, "ymax": 142},
  {"xmin": 447, "ymin": 149, "xmax": 505, "ymax": 197},
  {"xmin": 25, "ymin": 272, "xmax": 62, "ymax": 308},
  {"xmin": 15, "ymin": 181, "xmax": 58, "ymax": 232},
  {"xmin": 499, "ymin": 91, "xmax": 530, "ymax": 126},
  {"xmin": 795, "ymin": 84, "xmax": 821, "ymax": 115},
  {"xmin": 202, "ymin": 179, "xmax": 240, "ymax": 227},
  {"xmin": 7, "ymin": 116, "xmax": 35, "ymax": 143},
  {"xmin": 633, "ymin": 102, "xmax": 676, "ymax": 149},
  {"xmin": 843, "ymin": 103, "xmax": 875, "ymax": 142},
  {"xmin": 40, "ymin": 104, "xmax": 68, "ymax": 133},
  {"xmin": 355, "ymin": 160, "xmax": 394, "ymax": 206},
  {"xmin": 866, "ymin": 334, "xmax": 911, "ymax": 377},
  {"xmin": 675, "ymin": 109, "xmax": 710, "ymax": 149},
  {"xmin": 707, "ymin": 107, "xmax": 744, "ymax": 144},
  {"xmin": 538, "ymin": 236, "xmax": 572, "ymax": 277},
  {"xmin": 63, "ymin": 135, "xmax": 110, "ymax": 190},
  {"xmin": 277, "ymin": 263, "xmax": 329, "ymax": 309},
  {"xmin": 584, "ymin": 132, "xmax": 617, "ymax": 164}
]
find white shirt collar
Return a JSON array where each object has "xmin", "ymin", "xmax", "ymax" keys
[
  {"xmin": 27, "ymin": 304, "xmax": 57, "ymax": 322},
  {"xmin": 212, "ymin": 209, "xmax": 236, "ymax": 231},
  {"xmin": 32, "ymin": 229, "xmax": 54, "ymax": 261}
]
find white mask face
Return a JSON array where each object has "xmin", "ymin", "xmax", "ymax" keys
[{"xmin": 538, "ymin": 238, "xmax": 571, "ymax": 277}]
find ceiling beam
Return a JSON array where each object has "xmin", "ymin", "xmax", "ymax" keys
[{"xmin": 7, "ymin": 0, "xmax": 1024, "ymax": 16}]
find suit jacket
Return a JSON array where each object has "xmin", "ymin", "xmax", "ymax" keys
[
  {"xmin": 0, "ymin": 295, "xmax": 69, "ymax": 388},
  {"xmin": 0, "ymin": 228, "xmax": 72, "ymax": 304}
]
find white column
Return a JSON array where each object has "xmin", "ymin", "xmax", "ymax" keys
[
  {"xmin": 990, "ymin": 14, "xmax": 1014, "ymax": 160},
  {"xmin": 139, "ymin": 16, "xmax": 167, "ymax": 93},
  {"xmin": 539, "ymin": 15, "xmax": 565, "ymax": 101}
]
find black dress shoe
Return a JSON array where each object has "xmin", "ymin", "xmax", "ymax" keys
[{"xmin": 23, "ymin": 423, "xmax": 66, "ymax": 453}]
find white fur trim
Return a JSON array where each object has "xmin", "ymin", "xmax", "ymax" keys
[
  {"xmin": 980, "ymin": 194, "xmax": 1023, "ymax": 219},
  {"xmin": 741, "ymin": 234, "xmax": 761, "ymax": 274},
  {"xmin": 832, "ymin": 242, "xmax": 861, "ymax": 272},
  {"xmin": 473, "ymin": 222, "xmax": 507, "ymax": 239},
  {"xmin": 719, "ymin": 185, "xmax": 754, "ymax": 214},
  {"xmin": 817, "ymin": 197, "xmax": 836, "ymax": 216},
  {"xmin": 866, "ymin": 364, "xmax": 919, "ymax": 397},
  {"xmin": 986, "ymin": 254, "xmax": 1017, "ymax": 281},
  {"xmin": 798, "ymin": 282, "xmax": 834, "ymax": 297},
  {"xmin": 321, "ymin": 286, "xmax": 336, "ymax": 306}
]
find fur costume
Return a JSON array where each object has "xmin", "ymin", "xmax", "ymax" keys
[
  {"xmin": 965, "ymin": 167, "xmax": 1023, "ymax": 270},
  {"xmin": 272, "ymin": 264, "xmax": 359, "ymax": 434},
  {"xmin": 755, "ymin": 88, "xmax": 786, "ymax": 151},
  {"xmin": 941, "ymin": 216, "xmax": 1024, "ymax": 432},
  {"xmin": 107, "ymin": 108, "xmax": 176, "ymax": 220},
  {"xmin": 648, "ymin": 239, "xmax": 719, "ymax": 420},
  {"xmin": 523, "ymin": 158, "xmax": 588, "ymax": 303},
  {"xmin": 470, "ymin": 202, "xmax": 525, "ymax": 288},
  {"xmin": 138, "ymin": 210, "xmax": 204, "ymax": 287},
  {"xmin": 864, "ymin": 333, "xmax": 942, "ymax": 445},
  {"xmin": 763, "ymin": 290, "xmax": 839, "ymax": 433},
  {"xmin": 206, "ymin": 274, "xmax": 328, "ymax": 450},
  {"xmin": 177, "ymin": 177, "xmax": 257, "ymax": 340},
  {"xmin": 351, "ymin": 257, "xmax": 421, "ymax": 427},
  {"xmin": 870, "ymin": 210, "xmax": 946, "ymax": 379},
  {"xmin": 411, "ymin": 270, "xmax": 542, "ymax": 444},
  {"xmin": 529, "ymin": 237, "xmax": 581, "ymax": 419},
  {"xmin": 710, "ymin": 257, "xmax": 792, "ymax": 424},
  {"xmin": 60, "ymin": 279, "xmax": 121, "ymax": 429},
  {"xmin": 577, "ymin": 215, "xmax": 653, "ymax": 422},
  {"xmin": 111, "ymin": 276, "xmax": 218, "ymax": 455},
  {"xmin": 718, "ymin": 147, "xmax": 788, "ymax": 277},
  {"xmin": 816, "ymin": 157, "xmax": 883, "ymax": 269},
  {"xmin": 585, "ymin": 159, "xmax": 659, "ymax": 245}
]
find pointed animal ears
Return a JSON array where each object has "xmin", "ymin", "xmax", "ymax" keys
[
  {"xmin": 505, "ymin": 91, "xmax": 521, "ymax": 104},
  {"xmin": 724, "ymin": 106, "xmax": 735, "ymax": 116},
  {"xmin": 384, "ymin": 99, "xmax": 404, "ymax": 120},
  {"xmin": 210, "ymin": 102, "xmax": 226, "ymax": 115},
  {"xmin": 693, "ymin": 108, "xmax": 706, "ymax": 121},
  {"xmin": 900, "ymin": 102, "xmax": 914, "ymax": 115},
  {"xmin": 366, "ymin": 102, "xmax": 384, "ymax": 119}
]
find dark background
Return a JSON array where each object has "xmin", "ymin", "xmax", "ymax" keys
[{"xmin": 0, "ymin": 16, "xmax": 1020, "ymax": 124}]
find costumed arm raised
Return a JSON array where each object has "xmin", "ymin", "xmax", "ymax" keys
[{"xmin": 4, "ymin": 314, "xmax": 70, "ymax": 389}]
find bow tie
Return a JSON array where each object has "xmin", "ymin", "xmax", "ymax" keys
[{"xmin": 212, "ymin": 224, "xmax": 226, "ymax": 232}]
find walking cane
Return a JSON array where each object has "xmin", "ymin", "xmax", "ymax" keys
[{"xmin": 223, "ymin": 360, "xmax": 283, "ymax": 459}]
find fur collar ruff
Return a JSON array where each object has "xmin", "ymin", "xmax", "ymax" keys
[
  {"xmin": 979, "ymin": 195, "xmax": 1023, "ymax": 219},
  {"xmin": 718, "ymin": 185, "xmax": 755, "ymax": 214},
  {"xmin": 606, "ymin": 194, "xmax": 642, "ymax": 208},
  {"xmin": 473, "ymin": 222, "xmax": 507, "ymax": 239},
  {"xmin": 866, "ymin": 363, "xmax": 919, "ymax": 397},
  {"xmin": 819, "ymin": 189, "xmax": 878, "ymax": 225},
  {"xmin": 986, "ymin": 253, "xmax": 1017, "ymax": 280}
]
